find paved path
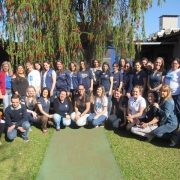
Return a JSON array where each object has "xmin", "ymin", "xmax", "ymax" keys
[{"xmin": 37, "ymin": 127, "xmax": 123, "ymax": 180}]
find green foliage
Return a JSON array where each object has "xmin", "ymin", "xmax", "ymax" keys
[{"xmin": 0, "ymin": 0, "xmax": 166, "ymax": 65}]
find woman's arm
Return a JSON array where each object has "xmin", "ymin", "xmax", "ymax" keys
[
  {"xmin": 37, "ymin": 104, "xmax": 52, "ymax": 118},
  {"xmin": 109, "ymin": 76, "xmax": 113, "ymax": 95},
  {"xmin": 74, "ymin": 101, "xmax": 79, "ymax": 115},
  {"xmin": 50, "ymin": 72, "xmax": 56, "ymax": 96},
  {"xmin": 142, "ymin": 78, "xmax": 147, "ymax": 94},
  {"xmin": 12, "ymin": 78, "xmax": 19, "ymax": 95},
  {"xmin": 154, "ymin": 76, "xmax": 165, "ymax": 91},
  {"xmin": 141, "ymin": 117, "xmax": 159, "ymax": 129},
  {"xmin": 147, "ymin": 76, "xmax": 152, "ymax": 90},
  {"xmin": 130, "ymin": 107, "xmax": 146, "ymax": 119},
  {"xmin": 95, "ymin": 106, "xmax": 107, "ymax": 118}
]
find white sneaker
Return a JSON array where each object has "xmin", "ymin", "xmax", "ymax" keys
[{"xmin": 28, "ymin": 127, "xmax": 32, "ymax": 132}]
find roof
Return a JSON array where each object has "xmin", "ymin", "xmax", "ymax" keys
[{"xmin": 159, "ymin": 15, "xmax": 179, "ymax": 18}]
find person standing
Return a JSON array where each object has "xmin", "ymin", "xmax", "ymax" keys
[
  {"xmin": 12, "ymin": 64, "xmax": 29, "ymax": 101},
  {"xmin": 5, "ymin": 94, "xmax": 30, "ymax": 141},
  {"xmin": 26, "ymin": 61, "xmax": 41, "ymax": 97},
  {"xmin": 0, "ymin": 61, "xmax": 15, "ymax": 112}
]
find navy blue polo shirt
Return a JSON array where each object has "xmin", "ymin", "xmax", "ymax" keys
[
  {"xmin": 21, "ymin": 97, "xmax": 35, "ymax": 111},
  {"xmin": 80, "ymin": 69, "xmax": 93, "ymax": 90},
  {"xmin": 75, "ymin": 95, "xmax": 90, "ymax": 113},
  {"xmin": 133, "ymin": 70, "xmax": 147, "ymax": 86},
  {"xmin": 37, "ymin": 97, "xmax": 50, "ymax": 114},
  {"xmin": 149, "ymin": 71, "xmax": 166, "ymax": 89},
  {"xmin": 100, "ymin": 71, "xmax": 113, "ymax": 92},
  {"xmin": 112, "ymin": 71, "xmax": 123, "ymax": 90},
  {"xmin": 58, "ymin": 98, "xmax": 69, "ymax": 114}
]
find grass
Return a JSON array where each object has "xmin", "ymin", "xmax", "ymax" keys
[
  {"xmin": 105, "ymin": 126, "xmax": 180, "ymax": 180},
  {"xmin": 0, "ymin": 126, "xmax": 54, "ymax": 180}
]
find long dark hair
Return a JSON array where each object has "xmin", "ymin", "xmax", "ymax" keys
[{"xmin": 76, "ymin": 84, "xmax": 87, "ymax": 107}]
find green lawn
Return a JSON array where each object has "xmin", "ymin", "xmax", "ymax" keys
[
  {"xmin": 0, "ymin": 126, "xmax": 54, "ymax": 180},
  {"xmin": 106, "ymin": 128, "xmax": 180, "ymax": 180}
]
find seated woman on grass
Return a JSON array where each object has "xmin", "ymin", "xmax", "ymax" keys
[
  {"xmin": 131, "ymin": 90, "xmax": 159, "ymax": 142},
  {"xmin": 21, "ymin": 86, "xmax": 38, "ymax": 125},
  {"xmin": 108, "ymin": 88, "xmax": 128, "ymax": 128},
  {"xmin": 153, "ymin": 85, "xmax": 178, "ymax": 146},
  {"xmin": 53, "ymin": 90, "xmax": 73, "ymax": 131},
  {"xmin": 71, "ymin": 84, "xmax": 90, "ymax": 126},
  {"xmin": 126, "ymin": 86, "xmax": 146, "ymax": 131},
  {"xmin": 37, "ymin": 87, "xmax": 54, "ymax": 134},
  {"xmin": 87, "ymin": 85, "xmax": 108, "ymax": 127}
]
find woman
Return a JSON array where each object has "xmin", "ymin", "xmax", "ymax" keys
[
  {"xmin": 34, "ymin": 62, "xmax": 42, "ymax": 73},
  {"xmin": 53, "ymin": 90, "xmax": 73, "ymax": 131},
  {"xmin": 164, "ymin": 58, "xmax": 180, "ymax": 122},
  {"xmin": 133, "ymin": 60, "xmax": 147, "ymax": 96},
  {"xmin": 123, "ymin": 61, "xmax": 133, "ymax": 98},
  {"xmin": 126, "ymin": 86, "xmax": 146, "ymax": 130},
  {"xmin": 79, "ymin": 60, "xmax": 93, "ymax": 96},
  {"xmin": 108, "ymin": 88, "xmax": 128, "ymax": 128},
  {"xmin": 0, "ymin": 61, "xmax": 15, "ymax": 112},
  {"xmin": 112, "ymin": 62, "xmax": 123, "ymax": 91},
  {"xmin": 71, "ymin": 84, "xmax": 90, "ymax": 126},
  {"xmin": 141, "ymin": 57, "xmax": 148, "ymax": 74},
  {"xmin": 153, "ymin": 85, "xmax": 178, "ymax": 143},
  {"xmin": 91, "ymin": 59, "xmax": 102, "ymax": 95},
  {"xmin": 146, "ymin": 61, "xmax": 154, "ymax": 74},
  {"xmin": 119, "ymin": 58, "xmax": 126, "ymax": 73},
  {"xmin": 41, "ymin": 61, "xmax": 56, "ymax": 104},
  {"xmin": 26, "ymin": 61, "xmax": 41, "ymax": 97},
  {"xmin": 131, "ymin": 91, "xmax": 159, "ymax": 142},
  {"xmin": 87, "ymin": 85, "xmax": 108, "ymax": 127},
  {"xmin": 56, "ymin": 60, "xmax": 71, "ymax": 96},
  {"xmin": 68, "ymin": 61, "xmax": 82, "ymax": 103},
  {"xmin": 12, "ymin": 64, "xmax": 29, "ymax": 100},
  {"xmin": 99, "ymin": 62, "xmax": 113, "ymax": 116},
  {"xmin": 147, "ymin": 57, "xmax": 165, "ymax": 92},
  {"xmin": 21, "ymin": 86, "xmax": 38, "ymax": 124},
  {"xmin": 37, "ymin": 87, "xmax": 54, "ymax": 134}
]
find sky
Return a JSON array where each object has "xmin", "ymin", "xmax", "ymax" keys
[{"xmin": 144, "ymin": 0, "xmax": 180, "ymax": 38}]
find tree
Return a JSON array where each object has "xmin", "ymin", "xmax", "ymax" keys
[{"xmin": 0, "ymin": 0, "xmax": 166, "ymax": 65}]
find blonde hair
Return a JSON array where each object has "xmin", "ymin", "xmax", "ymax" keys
[
  {"xmin": 25, "ymin": 86, "xmax": 37, "ymax": 109},
  {"xmin": 160, "ymin": 85, "xmax": 172, "ymax": 102},
  {"xmin": 133, "ymin": 85, "xmax": 143, "ymax": 93},
  {"xmin": 68, "ymin": 61, "xmax": 79, "ymax": 73},
  {"xmin": 1, "ymin": 61, "xmax": 13, "ymax": 76}
]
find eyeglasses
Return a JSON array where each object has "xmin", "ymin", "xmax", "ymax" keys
[
  {"xmin": 113, "ymin": 66, "xmax": 118, "ymax": 68},
  {"xmin": 125, "ymin": 66, "xmax": 130, "ymax": 68}
]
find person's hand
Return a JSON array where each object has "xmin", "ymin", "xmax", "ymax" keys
[
  {"xmin": 67, "ymin": 92, "xmax": 70, "ymax": 96},
  {"xmin": 108, "ymin": 90, "xmax": 112, "ymax": 96},
  {"xmin": 141, "ymin": 122, "xmax": 148, "ymax": 129},
  {"xmin": 17, "ymin": 126, "xmax": 26, "ymax": 132},
  {"xmin": 126, "ymin": 93, "xmax": 131, "ymax": 99},
  {"xmin": 75, "ymin": 114, "xmax": 80, "ymax": 121},
  {"xmin": 65, "ymin": 114, "xmax": 70, "ymax": 120},
  {"xmin": 153, "ymin": 103, "xmax": 159, "ymax": 109},
  {"xmin": 89, "ymin": 87, "xmax": 93, "ymax": 92},
  {"xmin": 48, "ymin": 114, "xmax": 54, "ymax": 119},
  {"xmin": 15, "ymin": 91, "xmax": 19, "ymax": 95},
  {"xmin": 93, "ymin": 115, "xmax": 99, "ymax": 120},
  {"xmin": 32, "ymin": 111, "xmax": 37, "ymax": 119},
  {"xmin": 50, "ymin": 90, "xmax": 53, "ymax": 97},
  {"xmin": 8, "ymin": 125, "xmax": 15, "ymax": 132}
]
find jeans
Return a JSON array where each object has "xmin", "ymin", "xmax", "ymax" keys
[
  {"xmin": 106, "ymin": 92, "xmax": 112, "ymax": 116},
  {"xmin": 27, "ymin": 113, "xmax": 37, "ymax": 123},
  {"xmin": 87, "ymin": 113, "xmax": 106, "ymax": 126},
  {"xmin": 3, "ymin": 89, "xmax": 12, "ymax": 112},
  {"xmin": 71, "ymin": 112, "xmax": 90, "ymax": 126},
  {"xmin": 153, "ymin": 123, "xmax": 178, "ymax": 139},
  {"xmin": 50, "ymin": 90, "xmax": 57, "ymax": 103},
  {"xmin": 108, "ymin": 114, "xmax": 121, "ymax": 128},
  {"xmin": 53, "ymin": 113, "xmax": 71, "ymax": 129},
  {"xmin": 7, "ymin": 121, "xmax": 30, "ymax": 140}
]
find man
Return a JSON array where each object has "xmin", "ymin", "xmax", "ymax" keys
[
  {"xmin": 26, "ymin": 61, "xmax": 41, "ymax": 97},
  {"xmin": 5, "ymin": 94, "xmax": 30, "ymax": 141}
]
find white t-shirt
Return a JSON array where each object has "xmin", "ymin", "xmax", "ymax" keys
[
  {"xmin": 28, "ymin": 70, "xmax": 41, "ymax": 92},
  {"xmin": 94, "ymin": 96, "xmax": 108, "ymax": 117},
  {"xmin": 164, "ymin": 68, "xmax": 180, "ymax": 95},
  {"xmin": 128, "ymin": 96, "xmax": 146, "ymax": 118}
]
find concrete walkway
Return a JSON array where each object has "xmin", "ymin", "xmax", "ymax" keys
[{"xmin": 37, "ymin": 127, "xmax": 123, "ymax": 180}]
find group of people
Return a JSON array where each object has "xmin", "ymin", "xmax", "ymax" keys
[{"xmin": 0, "ymin": 57, "xmax": 180, "ymax": 147}]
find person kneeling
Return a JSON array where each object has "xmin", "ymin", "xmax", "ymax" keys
[
  {"xmin": 5, "ymin": 94, "xmax": 30, "ymax": 141},
  {"xmin": 53, "ymin": 90, "xmax": 72, "ymax": 131},
  {"xmin": 87, "ymin": 85, "xmax": 108, "ymax": 127}
]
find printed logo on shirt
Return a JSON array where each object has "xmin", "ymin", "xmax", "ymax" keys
[
  {"xmin": 81, "ymin": 73, "xmax": 88, "ymax": 78},
  {"xmin": 65, "ymin": 105, "xmax": 68, "ymax": 108},
  {"xmin": 28, "ymin": 75, "xmax": 33, "ymax": 81},
  {"xmin": 137, "ymin": 75, "xmax": 140, "ymax": 79},
  {"xmin": 20, "ymin": 113, "xmax": 22, "ymax": 115}
]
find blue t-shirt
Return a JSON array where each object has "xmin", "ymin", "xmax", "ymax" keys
[
  {"xmin": 37, "ymin": 97, "xmax": 50, "ymax": 115},
  {"xmin": 112, "ymin": 71, "xmax": 123, "ymax": 90},
  {"xmin": 149, "ymin": 70, "xmax": 166, "ymax": 89},
  {"xmin": 6, "ymin": 74, "xmax": 12, "ymax": 88},
  {"xmin": 100, "ymin": 71, "xmax": 113, "ymax": 92},
  {"xmin": 80, "ymin": 69, "xmax": 93, "ymax": 90},
  {"xmin": 133, "ymin": 70, "xmax": 147, "ymax": 86},
  {"xmin": 58, "ymin": 98, "xmax": 69, "ymax": 115}
]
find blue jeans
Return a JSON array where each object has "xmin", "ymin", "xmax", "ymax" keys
[
  {"xmin": 7, "ymin": 121, "xmax": 30, "ymax": 140},
  {"xmin": 3, "ymin": 89, "xmax": 12, "ymax": 112},
  {"xmin": 53, "ymin": 113, "xmax": 71, "ymax": 129},
  {"xmin": 87, "ymin": 113, "xmax": 106, "ymax": 126},
  {"xmin": 153, "ymin": 123, "xmax": 178, "ymax": 139},
  {"xmin": 27, "ymin": 113, "xmax": 37, "ymax": 123},
  {"xmin": 106, "ymin": 92, "xmax": 112, "ymax": 116},
  {"xmin": 50, "ymin": 90, "xmax": 57, "ymax": 103}
]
